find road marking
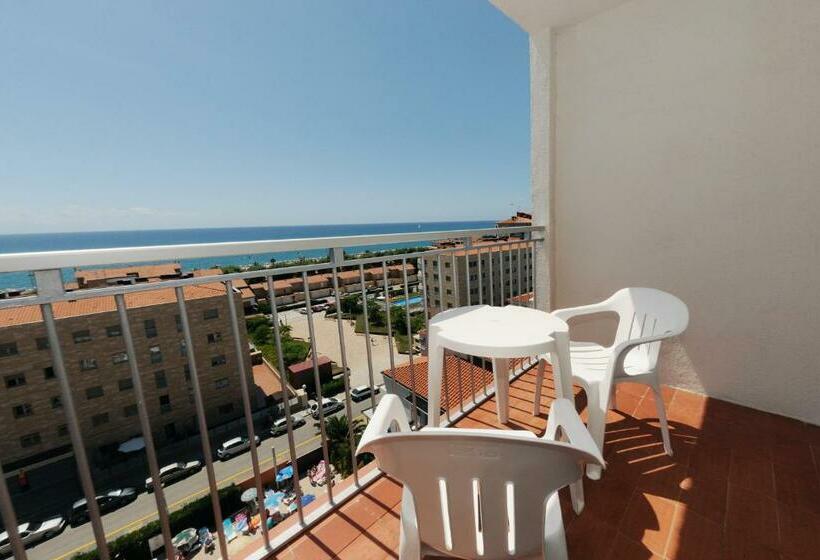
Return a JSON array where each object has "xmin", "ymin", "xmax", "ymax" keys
[{"xmin": 51, "ymin": 432, "xmax": 324, "ymax": 560}]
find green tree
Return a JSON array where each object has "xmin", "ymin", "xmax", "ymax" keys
[
  {"xmin": 340, "ymin": 294, "xmax": 362, "ymax": 315},
  {"xmin": 366, "ymin": 300, "xmax": 385, "ymax": 327},
  {"xmin": 325, "ymin": 415, "xmax": 366, "ymax": 478}
]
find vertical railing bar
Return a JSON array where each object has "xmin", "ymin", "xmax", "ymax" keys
[
  {"xmin": 450, "ymin": 250, "xmax": 465, "ymax": 413},
  {"xmin": 358, "ymin": 265, "xmax": 378, "ymax": 412},
  {"xmin": 462, "ymin": 242, "xmax": 477, "ymax": 405},
  {"xmin": 442, "ymin": 348, "xmax": 452, "ymax": 423},
  {"xmin": 488, "ymin": 245, "xmax": 495, "ymax": 306},
  {"xmin": 0, "ymin": 462, "xmax": 27, "ymax": 560},
  {"xmin": 115, "ymin": 295, "xmax": 175, "ymax": 560},
  {"xmin": 508, "ymin": 242, "xmax": 515, "ymax": 305},
  {"xmin": 175, "ymin": 288, "xmax": 229, "ymax": 559},
  {"xmin": 477, "ymin": 246, "xmax": 489, "ymax": 397},
  {"xmin": 381, "ymin": 261, "xmax": 398, "ymax": 404},
  {"xmin": 420, "ymin": 257, "xmax": 430, "ymax": 329},
  {"xmin": 224, "ymin": 281, "xmax": 269, "ymax": 546},
  {"xmin": 401, "ymin": 258, "xmax": 420, "ymax": 428},
  {"xmin": 41, "ymin": 303, "xmax": 110, "ymax": 560},
  {"xmin": 532, "ymin": 241, "xmax": 538, "ymax": 310},
  {"xmin": 330, "ymin": 252, "xmax": 359, "ymax": 487},
  {"xmin": 302, "ymin": 273, "xmax": 335, "ymax": 499},
  {"xmin": 436, "ymin": 254, "xmax": 444, "ymax": 314},
  {"xmin": 517, "ymin": 243, "xmax": 523, "ymax": 305},
  {"xmin": 266, "ymin": 277, "xmax": 305, "ymax": 524}
]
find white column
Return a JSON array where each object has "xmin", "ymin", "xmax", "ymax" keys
[{"xmin": 529, "ymin": 28, "xmax": 554, "ymax": 311}]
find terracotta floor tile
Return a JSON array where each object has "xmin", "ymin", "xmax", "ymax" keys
[
  {"xmin": 678, "ymin": 472, "xmax": 728, "ymax": 524},
  {"xmin": 619, "ymin": 491, "xmax": 677, "ymax": 556},
  {"xmin": 565, "ymin": 512, "xmax": 618, "ymax": 558},
  {"xmin": 665, "ymin": 505, "xmax": 723, "ymax": 560},
  {"xmin": 776, "ymin": 502, "xmax": 820, "ymax": 560},
  {"xmin": 723, "ymin": 530, "xmax": 781, "ymax": 560},
  {"xmin": 583, "ymin": 476, "xmax": 636, "ymax": 527},
  {"xmin": 688, "ymin": 442, "xmax": 731, "ymax": 480},
  {"xmin": 771, "ymin": 441, "xmax": 815, "ymax": 473},
  {"xmin": 606, "ymin": 533, "xmax": 663, "ymax": 560},
  {"xmin": 725, "ymin": 485, "xmax": 780, "ymax": 551},
  {"xmin": 773, "ymin": 462, "xmax": 820, "ymax": 515},
  {"xmin": 728, "ymin": 453, "xmax": 775, "ymax": 497}
]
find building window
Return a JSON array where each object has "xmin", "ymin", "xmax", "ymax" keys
[
  {"xmin": 433, "ymin": 273, "xmax": 439, "ymax": 281},
  {"xmin": 445, "ymin": 275, "xmax": 451, "ymax": 282},
  {"xmin": 57, "ymin": 424, "xmax": 68, "ymax": 437},
  {"xmin": 211, "ymin": 355, "xmax": 227, "ymax": 367},
  {"xmin": 159, "ymin": 394, "xmax": 171, "ymax": 414},
  {"xmin": 20, "ymin": 433, "xmax": 41, "ymax": 448},
  {"xmin": 179, "ymin": 340, "xmax": 187, "ymax": 357},
  {"xmin": 118, "ymin": 378, "xmax": 133, "ymax": 391},
  {"xmin": 106, "ymin": 325, "xmax": 122, "ymax": 337},
  {"xmin": 0, "ymin": 342, "xmax": 18, "ymax": 357},
  {"xmin": 112, "ymin": 352, "xmax": 129, "ymax": 364},
  {"xmin": 43, "ymin": 366, "xmax": 55, "ymax": 379},
  {"xmin": 51, "ymin": 395, "xmax": 62, "ymax": 409},
  {"xmin": 149, "ymin": 345, "xmax": 163, "ymax": 364},
  {"xmin": 207, "ymin": 332, "xmax": 222, "ymax": 344},
  {"xmin": 36, "ymin": 337, "xmax": 50, "ymax": 350},
  {"xmin": 12, "ymin": 404, "xmax": 33, "ymax": 418},
  {"xmin": 175, "ymin": 315, "xmax": 183, "ymax": 332},
  {"xmin": 444, "ymin": 262, "xmax": 451, "ymax": 268},
  {"xmin": 218, "ymin": 403, "xmax": 234, "ymax": 415},
  {"xmin": 183, "ymin": 364, "xmax": 191, "ymax": 381},
  {"xmin": 447, "ymin": 303, "xmax": 453, "ymax": 309},
  {"xmin": 434, "ymin": 299, "xmax": 441, "ymax": 306},
  {"xmin": 123, "ymin": 404, "xmax": 138, "ymax": 417},
  {"xmin": 86, "ymin": 386, "xmax": 104, "ymax": 399},
  {"xmin": 446, "ymin": 289, "xmax": 452, "ymax": 295},
  {"xmin": 203, "ymin": 308, "xmax": 219, "ymax": 320},
  {"xmin": 73, "ymin": 330, "xmax": 92, "ymax": 344},
  {"xmin": 79, "ymin": 358, "xmax": 98, "ymax": 371},
  {"xmin": 214, "ymin": 377, "xmax": 229, "ymax": 389},
  {"xmin": 4, "ymin": 373, "xmax": 26, "ymax": 388},
  {"xmin": 144, "ymin": 319, "xmax": 158, "ymax": 338},
  {"xmin": 91, "ymin": 413, "xmax": 109, "ymax": 427},
  {"xmin": 155, "ymin": 370, "xmax": 167, "ymax": 389}
]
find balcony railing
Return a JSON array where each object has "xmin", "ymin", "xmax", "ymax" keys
[{"xmin": 0, "ymin": 225, "xmax": 543, "ymax": 560}]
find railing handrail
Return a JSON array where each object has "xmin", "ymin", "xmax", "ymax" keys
[{"xmin": 0, "ymin": 225, "xmax": 541, "ymax": 274}]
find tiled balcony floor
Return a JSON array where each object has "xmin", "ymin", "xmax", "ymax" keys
[{"xmin": 272, "ymin": 368, "xmax": 820, "ymax": 559}]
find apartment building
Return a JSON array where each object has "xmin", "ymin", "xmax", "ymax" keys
[
  {"xmin": 0, "ymin": 281, "xmax": 249, "ymax": 468},
  {"xmin": 422, "ymin": 239, "xmax": 532, "ymax": 313}
]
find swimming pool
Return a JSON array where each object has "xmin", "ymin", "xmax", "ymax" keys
[{"xmin": 392, "ymin": 295, "xmax": 423, "ymax": 307}]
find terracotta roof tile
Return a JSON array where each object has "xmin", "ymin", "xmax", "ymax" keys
[
  {"xmin": 252, "ymin": 362, "xmax": 284, "ymax": 397},
  {"xmin": 76, "ymin": 263, "xmax": 181, "ymax": 282},
  {"xmin": 383, "ymin": 355, "xmax": 493, "ymax": 409}
]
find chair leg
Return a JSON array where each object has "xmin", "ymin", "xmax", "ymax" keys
[
  {"xmin": 492, "ymin": 358, "xmax": 510, "ymax": 424},
  {"xmin": 584, "ymin": 382, "xmax": 607, "ymax": 480},
  {"xmin": 426, "ymin": 340, "xmax": 445, "ymax": 427},
  {"xmin": 399, "ymin": 489, "xmax": 421, "ymax": 560},
  {"xmin": 569, "ymin": 479, "xmax": 585, "ymax": 515},
  {"xmin": 533, "ymin": 358, "xmax": 546, "ymax": 416},
  {"xmin": 651, "ymin": 382, "xmax": 673, "ymax": 456},
  {"xmin": 543, "ymin": 491, "xmax": 569, "ymax": 560}
]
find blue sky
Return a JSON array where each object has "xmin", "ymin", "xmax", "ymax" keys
[{"xmin": 0, "ymin": 1, "xmax": 530, "ymax": 234}]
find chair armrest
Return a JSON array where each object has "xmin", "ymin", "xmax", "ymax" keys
[
  {"xmin": 544, "ymin": 398, "xmax": 605, "ymax": 467},
  {"xmin": 356, "ymin": 394, "xmax": 411, "ymax": 456},
  {"xmin": 551, "ymin": 301, "xmax": 612, "ymax": 322}
]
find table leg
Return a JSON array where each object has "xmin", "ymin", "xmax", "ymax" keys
[
  {"xmin": 427, "ymin": 338, "xmax": 445, "ymax": 427},
  {"xmin": 492, "ymin": 358, "xmax": 510, "ymax": 424}
]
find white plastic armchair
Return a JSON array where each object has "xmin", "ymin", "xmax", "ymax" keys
[
  {"xmin": 357, "ymin": 395, "xmax": 604, "ymax": 560},
  {"xmin": 534, "ymin": 288, "xmax": 689, "ymax": 479}
]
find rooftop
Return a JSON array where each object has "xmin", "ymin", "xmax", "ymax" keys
[{"xmin": 75, "ymin": 263, "xmax": 182, "ymax": 283}]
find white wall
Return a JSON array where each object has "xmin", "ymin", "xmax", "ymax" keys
[{"xmin": 551, "ymin": 0, "xmax": 820, "ymax": 424}]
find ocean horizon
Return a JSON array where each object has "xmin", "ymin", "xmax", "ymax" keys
[{"xmin": 0, "ymin": 220, "xmax": 496, "ymax": 291}]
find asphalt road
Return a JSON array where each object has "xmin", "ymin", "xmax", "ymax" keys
[{"xmin": 24, "ymin": 398, "xmax": 377, "ymax": 560}]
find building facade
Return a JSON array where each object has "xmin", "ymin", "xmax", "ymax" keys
[{"xmin": 0, "ymin": 282, "xmax": 250, "ymax": 467}]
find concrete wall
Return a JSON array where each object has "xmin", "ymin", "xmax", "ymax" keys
[{"xmin": 550, "ymin": 0, "xmax": 820, "ymax": 423}]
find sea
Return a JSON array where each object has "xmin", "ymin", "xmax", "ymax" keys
[{"xmin": 0, "ymin": 221, "xmax": 495, "ymax": 291}]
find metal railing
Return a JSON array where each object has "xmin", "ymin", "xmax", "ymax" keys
[{"xmin": 0, "ymin": 225, "xmax": 542, "ymax": 560}]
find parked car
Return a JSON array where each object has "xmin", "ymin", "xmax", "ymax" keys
[
  {"xmin": 216, "ymin": 436, "xmax": 260, "ymax": 461},
  {"xmin": 350, "ymin": 385, "xmax": 380, "ymax": 402},
  {"xmin": 270, "ymin": 415, "xmax": 307, "ymax": 437},
  {"xmin": 299, "ymin": 307, "xmax": 309, "ymax": 315},
  {"xmin": 145, "ymin": 461, "xmax": 202, "ymax": 492},
  {"xmin": 310, "ymin": 397, "xmax": 345, "ymax": 419},
  {"xmin": 69, "ymin": 487, "xmax": 138, "ymax": 525},
  {"xmin": 311, "ymin": 303, "xmax": 326, "ymax": 312},
  {"xmin": 0, "ymin": 516, "xmax": 66, "ymax": 556}
]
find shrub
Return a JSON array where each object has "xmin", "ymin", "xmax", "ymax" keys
[{"xmin": 321, "ymin": 377, "xmax": 346, "ymax": 396}]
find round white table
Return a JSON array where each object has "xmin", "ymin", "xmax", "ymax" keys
[{"xmin": 426, "ymin": 305, "xmax": 573, "ymax": 426}]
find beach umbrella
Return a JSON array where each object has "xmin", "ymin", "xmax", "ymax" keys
[
  {"xmin": 264, "ymin": 491, "xmax": 285, "ymax": 510},
  {"xmin": 172, "ymin": 528, "xmax": 198, "ymax": 550},
  {"xmin": 275, "ymin": 465, "xmax": 294, "ymax": 483},
  {"xmin": 117, "ymin": 437, "xmax": 145, "ymax": 454},
  {"xmin": 240, "ymin": 488, "xmax": 258, "ymax": 503}
]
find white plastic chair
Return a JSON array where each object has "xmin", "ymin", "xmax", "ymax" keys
[
  {"xmin": 357, "ymin": 395, "xmax": 604, "ymax": 560},
  {"xmin": 533, "ymin": 288, "xmax": 689, "ymax": 479}
]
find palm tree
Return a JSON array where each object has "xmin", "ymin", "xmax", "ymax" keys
[{"xmin": 325, "ymin": 415, "xmax": 366, "ymax": 477}]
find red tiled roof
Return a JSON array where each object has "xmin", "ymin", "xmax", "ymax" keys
[
  {"xmin": 76, "ymin": 263, "xmax": 181, "ymax": 282},
  {"xmin": 0, "ymin": 283, "xmax": 226, "ymax": 328},
  {"xmin": 288, "ymin": 355, "xmax": 332, "ymax": 374},
  {"xmin": 382, "ymin": 355, "xmax": 494, "ymax": 409}
]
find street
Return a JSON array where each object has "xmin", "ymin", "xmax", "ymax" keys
[{"xmin": 23, "ymin": 397, "xmax": 377, "ymax": 560}]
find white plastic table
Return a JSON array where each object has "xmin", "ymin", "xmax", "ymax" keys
[{"xmin": 426, "ymin": 305, "xmax": 573, "ymax": 426}]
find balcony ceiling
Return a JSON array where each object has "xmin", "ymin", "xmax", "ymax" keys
[{"xmin": 490, "ymin": 0, "xmax": 632, "ymax": 33}]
